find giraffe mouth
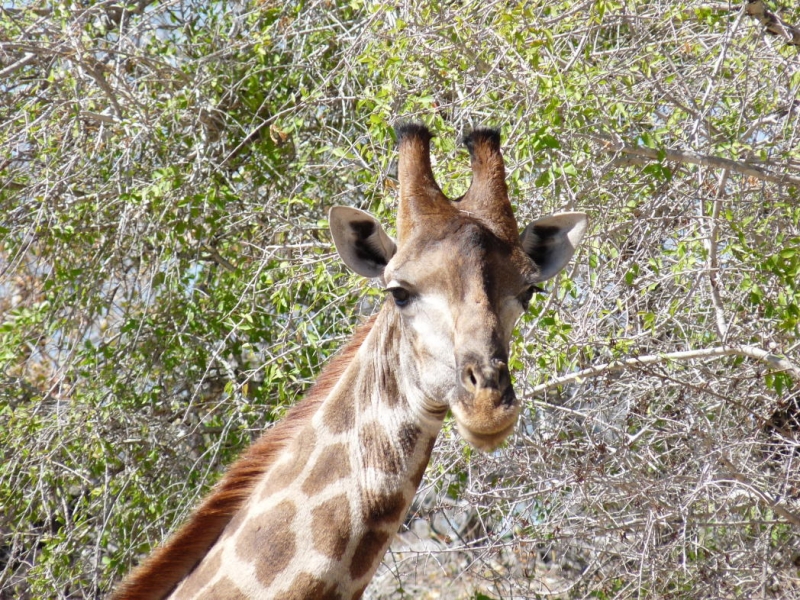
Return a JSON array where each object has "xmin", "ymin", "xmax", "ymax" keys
[
  {"xmin": 455, "ymin": 417, "xmax": 519, "ymax": 451},
  {"xmin": 450, "ymin": 387, "xmax": 521, "ymax": 451}
]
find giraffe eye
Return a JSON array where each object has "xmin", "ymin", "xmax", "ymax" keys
[{"xmin": 387, "ymin": 287, "xmax": 412, "ymax": 307}]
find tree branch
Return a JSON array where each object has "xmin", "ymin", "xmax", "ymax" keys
[
  {"xmin": 745, "ymin": 0, "xmax": 800, "ymax": 46},
  {"xmin": 0, "ymin": 52, "xmax": 37, "ymax": 79},
  {"xmin": 716, "ymin": 453, "xmax": 800, "ymax": 527},
  {"xmin": 695, "ymin": 2, "xmax": 800, "ymax": 46},
  {"xmin": 588, "ymin": 133, "xmax": 800, "ymax": 187},
  {"xmin": 703, "ymin": 169, "xmax": 730, "ymax": 340},
  {"xmin": 529, "ymin": 345, "xmax": 800, "ymax": 395}
]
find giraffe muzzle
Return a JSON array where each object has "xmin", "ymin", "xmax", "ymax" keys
[
  {"xmin": 460, "ymin": 357, "xmax": 506, "ymax": 392},
  {"xmin": 451, "ymin": 355, "xmax": 521, "ymax": 451}
]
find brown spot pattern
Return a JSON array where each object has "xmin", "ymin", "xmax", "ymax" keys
[
  {"xmin": 360, "ymin": 424, "xmax": 402, "ymax": 474},
  {"xmin": 356, "ymin": 373, "xmax": 376, "ymax": 412},
  {"xmin": 410, "ymin": 435, "xmax": 437, "ymax": 488},
  {"xmin": 262, "ymin": 428, "xmax": 316, "ymax": 499},
  {"xmin": 349, "ymin": 530, "xmax": 390, "ymax": 580},
  {"xmin": 397, "ymin": 422, "xmax": 421, "ymax": 455},
  {"xmin": 301, "ymin": 443, "xmax": 351, "ymax": 496},
  {"xmin": 358, "ymin": 321, "xmax": 402, "ymax": 411},
  {"xmin": 171, "ymin": 547, "xmax": 222, "ymax": 599},
  {"xmin": 310, "ymin": 494, "xmax": 351, "ymax": 560},
  {"xmin": 364, "ymin": 490, "xmax": 407, "ymax": 527},
  {"xmin": 378, "ymin": 359, "xmax": 400, "ymax": 408},
  {"xmin": 323, "ymin": 392, "xmax": 356, "ymax": 434},
  {"xmin": 274, "ymin": 572, "xmax": 342, "ymax": 600},
  {"xmin": 235, "ymin": 500, "xmax": 297, "ymax": 588},
  {"xmin": 205, "ymin": 576, "xmax": 247, "ymax": 599},
  {"xmin": 384, "ymin": 320, "xmax": 411, "ymax": 410}
]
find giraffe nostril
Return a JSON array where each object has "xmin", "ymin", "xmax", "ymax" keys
[
  {"xmin": 461, "ymin": 364, "xmax": 479, "ymax": 392},
  {"xmin": 460, "ymin": 357, "xmax": 510, "ymax": 393}
]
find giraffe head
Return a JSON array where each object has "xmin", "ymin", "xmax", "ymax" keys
[{"xmin": 330, "ymin": 124, "xmax": 587, "ymax": 450}]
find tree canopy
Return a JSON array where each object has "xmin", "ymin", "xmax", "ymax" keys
[{"xmin": 1, "ymin": 1, "xmax": 799, "ymax": 597}]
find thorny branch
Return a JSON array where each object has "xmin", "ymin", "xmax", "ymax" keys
[
  {"xmin": 528, "ymin": 345, "xmax": 800, "ymax": 395},
  {"xmin": 701, "ymin": 1, "xmax": 800, "ymax": 46},
  {"xmin": 3, "ymin": 1, "xmax": 799, "ymax": 597},
  {"xmin": 745, "ymin": 0, "xmax": 800, "ymax": 46},
  {"xmin": 589, "ymin": 133, "xmax": 800, "ymax": 187},
  {"xmin": 702, "ymin": 169, "xmax": 730, "ymax": 341}
]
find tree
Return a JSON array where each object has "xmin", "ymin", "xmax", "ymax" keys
[{"xmin": 1, "ymin": 1, "xmax": 798, "ymax": 597}]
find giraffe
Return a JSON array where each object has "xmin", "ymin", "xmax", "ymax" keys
[{"xmin": 112, "ymin": 123, "xmax": 588, "ymax": 600}]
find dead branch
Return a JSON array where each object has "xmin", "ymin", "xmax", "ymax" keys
[
  {"xmin": 746, "ymin": 0, "xmax": 800, "ymax": 46},
  {"xmin": 529, "ymin": 344, "xmax": 800, "ymax": 395},
  {"xmin": 589, "ymin": 133, "xmax": 800, "ymax": 187}
]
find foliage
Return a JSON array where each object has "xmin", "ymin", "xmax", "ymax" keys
[{"xmin": 1, "ymin": 0, "xmax": 799, "ymax": 598}]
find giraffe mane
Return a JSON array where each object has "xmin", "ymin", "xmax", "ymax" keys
[{"xmin": 112, "ymin": 315, "xmax": 377, "ymax": 600}]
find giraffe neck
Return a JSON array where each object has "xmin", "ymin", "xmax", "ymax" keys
[{"xmin": 169, "ymin": 307, "xmax": 445, "ymax": 599}]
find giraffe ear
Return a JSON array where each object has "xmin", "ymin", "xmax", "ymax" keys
[
  {"xmin": 520, "ymin": 212, "xmax": 588, "ymax": 282},
  {"xmin": 329, "ymin": 206, "xmax": 397, "ymax": 278}
]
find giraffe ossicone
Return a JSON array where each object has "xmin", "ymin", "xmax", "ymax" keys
[{"xmin": 113, "ymin": 123, "xmax": 588, "ymax": 600}]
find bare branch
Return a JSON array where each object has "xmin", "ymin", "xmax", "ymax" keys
[
  {"xmin": 0, "ymin": 52, "xmax": 37, "ymax": 78},
  {"xmin": 79, "ymin": 110, "xmax": 118, "ymax": 124},
  {"xmin": 745, "ymin": 0, "xmax": 800, "ymax": 46},
  {"xmin": 716, "ymin": 454, "xmax": 800, "ymax": 527},
  {"xmin": 588, "ymin": 133, "xmax": 800, "ymax": 187},
  {"xmin": 529, "ymin": 345, "xmax": 800, "ymax": 395},
  {"xmin": 702, "ymin": 169, "xmax": 730, "ymax": 340}
]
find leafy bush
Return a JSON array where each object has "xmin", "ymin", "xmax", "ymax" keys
[{"xmin": 1, "ymin": 1, "xmax": 798, "ymax": 597}]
